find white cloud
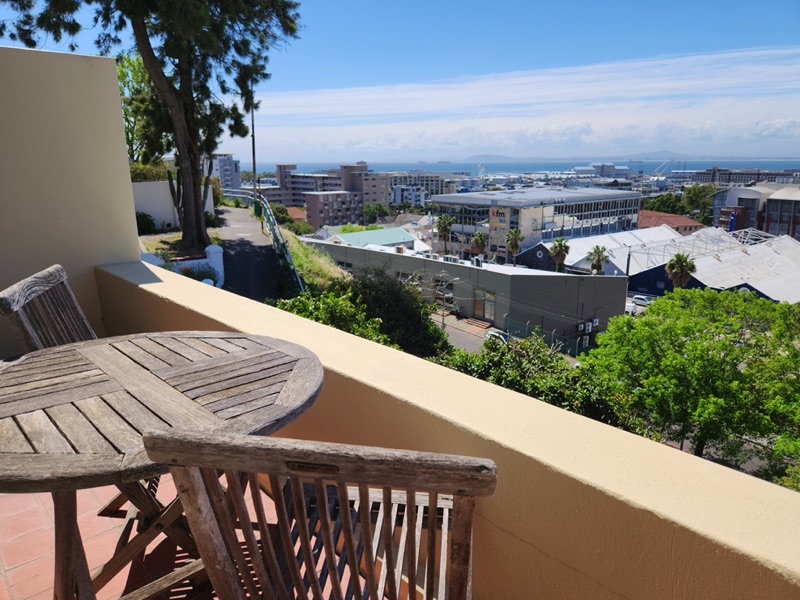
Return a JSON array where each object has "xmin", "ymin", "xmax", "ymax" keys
[{"xmin": 220, "ymin": 47, "xmax": 800, "ymax": 161}]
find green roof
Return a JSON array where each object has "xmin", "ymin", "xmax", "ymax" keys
[{"xmin": 334, "ymin": 228, "xmax": 416, "ymax": 248}]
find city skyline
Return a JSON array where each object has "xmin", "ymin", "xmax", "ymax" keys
[{"xmin": 2, "ymin": 0, "xmax": 798, "ymax": 162}]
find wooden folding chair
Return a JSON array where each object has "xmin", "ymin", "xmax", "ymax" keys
[
  {"xmin": 0, "ymin": 264, "xmax": 96, "ymax": 350},
  {"xmin": 144, "ymin": 429, "xmax": 497, "ymax": 600},
  {"xmin": 0, "ymin": 264, "xmax": 196, "ymax": 596}
]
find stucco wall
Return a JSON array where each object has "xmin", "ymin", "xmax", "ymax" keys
[
  {"xmin": 132, "ymin": 181, "xmax": 181, "ymax": 230},
  {"xmin": 95, "ymin": 261, "xmax": 800, "ymax": 599},
  {"xmin": 132, "ymin": 181, "xmax": 213, "ymax": 230},
  {"xmin": 0, "ymin": 47, "xmax": 140, "ymax": 358}
]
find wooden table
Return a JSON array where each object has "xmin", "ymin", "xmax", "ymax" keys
[{"xmin": 0, "ymin": 331, "xmax": 324, "ymax": 600}]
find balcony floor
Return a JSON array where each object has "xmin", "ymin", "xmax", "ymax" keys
[{"xmin": 0, "ymin": 477, "xmax": 213, "ymax": 600}]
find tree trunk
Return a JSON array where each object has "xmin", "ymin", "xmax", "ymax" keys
[
  {"xmin": 131, "ymin": 17, "xmax": 209, "ymax": 250},
  {"xmin": 693, "ymin": 436, "xmax": 706, "ymax": 457}
]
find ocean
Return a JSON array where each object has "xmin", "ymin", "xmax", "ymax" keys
[{"xmin": 253, "ymin": 159, "xmax": 800, "ymax": 177}]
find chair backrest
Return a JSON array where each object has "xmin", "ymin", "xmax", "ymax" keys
[
  {"xmin": 0, "ymin": 264, "xmax": 96, "ymax": 351},
  {"xmin": 144, "ymin": 430, "xmax": 497, "ymax": 600}
]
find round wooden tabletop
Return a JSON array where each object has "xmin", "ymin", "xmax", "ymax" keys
[{"xmin": 0, "ymin": 331, "xmax": 324, "ymax": 492}]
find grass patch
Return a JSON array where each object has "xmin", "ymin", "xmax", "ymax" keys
[
  {"xmin": 281, "ymin": 228, "xmax": 346, "ymax": 292},
  {"xmin": 140, "ymin": 232, "xmax": 222, "ymax": 258}
]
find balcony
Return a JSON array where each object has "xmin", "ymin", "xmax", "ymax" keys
[{"xmin": 2, "ymin": 47, "xmax": 800, "ymax": 599}]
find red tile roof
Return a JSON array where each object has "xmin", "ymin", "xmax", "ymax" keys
[{"xmin": 639, "ymin": 210, "xmax": 703, "ymax": 233}]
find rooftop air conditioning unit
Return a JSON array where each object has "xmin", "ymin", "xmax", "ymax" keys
[
  {"xmin": 582, "ymin": 335, "xmax": 590, "ymax": 346},
  {"xmin": 577, "ymin": 323, "xmax": 584, "ymax": 331},
  {"xmin": 429, "ymin": 254, "xmax": 441, "ymax": 260},
  {"xmin": 395, "ymin": 246, "xmax": 404, "ymax": 254},
  {"xmin": 585, "ymin": 322, "xmax": 592, "ymax": 333},
  {"xmin": 472, "ymin": 256, "xmax": 483, "ymax": 268},
  {"xmin": 443, "ymin": 255, "xmax": 459, "ymax": 264},
  {"xmin": 592, "ymin": 318, "xmax": 599, "ymax": 326}
]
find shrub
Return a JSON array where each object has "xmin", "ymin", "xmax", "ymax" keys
[
  {"xmin": 204, "ymin": 211, "xmax": 220, "ymax": 228},
  {"xmin": 178, "ymin": 264, "xmax": 219, "ymax": 285},
  {"xmin": 130, "ymin": 163, "xmax": 170, "ymax": 182},
  {"xmin": 136, "ymin": 211, "xmax": 156, "ymax": 235}
]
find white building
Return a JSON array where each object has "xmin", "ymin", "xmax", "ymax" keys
[
  {"xmin": 392, "ymin": 185, "xmax": 430, "ymax": 207},
  {"xmin": 202, "ymin": 154, "xmax": 241, "ymax": 189}
]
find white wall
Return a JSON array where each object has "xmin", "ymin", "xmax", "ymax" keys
[
  {"xmin": 132, "ymin": 181, "xmax": 214, "ymax": 231},
  {"xmin": 132, "ymin": 181, "xmax": 180, "ymax": 229}
]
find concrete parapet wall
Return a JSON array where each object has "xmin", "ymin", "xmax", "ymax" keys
[{"xmin": 95, "ymin": 261, "xmax": 800, "ymax": 599}]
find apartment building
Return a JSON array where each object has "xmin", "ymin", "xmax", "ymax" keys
[
  {"xmin": 306, "ymin": 191, "xmax": 364, "ymax": 230},
  {"xmin": 262, "ymin": 163, "xmax": 392, "ymax": 208},
  {"xmin": 389, "ymin": 171, "xmax": 465, "ymax": 197},
  {"xmin": 432, "ymin": 186, "xmax": 641, "ymax": 260},
  {"xmin": 201, "ymin": 153, "xmax": 241, "ymax": 189},
  {"xmin": 391, "ymin": 184, "xmax": 430, "ymax": 207}
]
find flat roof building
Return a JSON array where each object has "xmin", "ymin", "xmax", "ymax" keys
[{"xmin": 431, "ymin": 186, "xmax": 641, "ymax": 262}]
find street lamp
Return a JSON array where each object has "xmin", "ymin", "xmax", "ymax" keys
[{"xmin": 439, "ymin": 276, "xmax": 460, "ymax": 329}]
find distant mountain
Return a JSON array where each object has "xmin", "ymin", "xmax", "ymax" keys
[{"xmin": 621, "ymin": 151, "xmax": 693, "ymax": 160}]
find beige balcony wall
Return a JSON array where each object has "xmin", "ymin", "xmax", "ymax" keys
[
  {"xmin": 0, "ymin": 48, "xmax": 140, "ymax": 357},
  {"xmin": 96, "ymin": 261, "xmax": 800, "ymax": 599}
]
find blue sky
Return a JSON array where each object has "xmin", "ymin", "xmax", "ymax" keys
[{"xmin": 2, "ymin": 0, "xmax": 799, "ymax": 162}]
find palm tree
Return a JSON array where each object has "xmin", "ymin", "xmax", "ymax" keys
[
  {"xmin": 471, "ymin": 231, "xmax": 488, "ymax": 256},
  {"xmin": 505, "ymin": 228, "xmax": 524, "ymax": 265},
  {"xmin": 436, "ymin": 215, "xmax": 455, "ymax": 255},
  {"xmin": 549, "ymin": 237, "xmax": 570, "ymax": 272},
  {"xmin": 665, "ymin": 253, "xmax": 696, "ymax": 288},
  {"xmin": 587, "ymin": 245, "xmax": 609, "ymax": 275}
]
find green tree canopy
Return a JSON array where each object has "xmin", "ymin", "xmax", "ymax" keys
[
  {"xmin": 335, "ymin": 268, "xmax": 452, "ymax": 358},
  {"xmin": 665, "ymin": 252, "xmax": 696, "ymax": 288},
  {"xmin": 1, "ymin": 0, "xmax": 300, "ymax": 251},
  {"xmin": 505, "ymin": 228, "xmax": 524, "ymax": 265},
  {"xmin": 116, "ymin": 53, "xmax": 172, "ymax": 164},
  {"xmin": 277, "ymin": 290, "xmax": 394, "ymax": 347},
  {"xmin": 437, "ymin": 215, "xmax": 455, "ymax": 255},
  {"xmin": 580, "ymin": 289, "xmax": 800, "ymax": 485},
  {"xmin": 471, "ymin": 231, "xmax": 488, "ymax": 256},
  {"xmin": 549, "ymin": 237, "xmax": 570, "ymax": 272},
  {"xmin": 587, "ymin": 245, "xmax": 609, "ymax": 274},
  {"xmin": 436, "ymin": 334, "xmax": 622, "ymax": 425},
  {"xmin": 643, "ymin": 184, "xmax": 717, "ymax": 226},
  {"xmin": 363, "ymin": 203, "xmax": 389, "ymax": 224}
]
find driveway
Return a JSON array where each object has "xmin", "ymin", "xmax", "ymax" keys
[{"xmin": 214, "ymin": 207, "xmax": 279, "ymax": 303}]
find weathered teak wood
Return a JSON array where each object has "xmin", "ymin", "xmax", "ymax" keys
[
  {"xmin": 0, "ymin": 331, "xmax": 324, "ymax": 492},
  {"xmin": 0, "ymin": 264, "xmax": 96, "ymax": 351},
  {"xmin": 0, "ymin": 331, "xmax": 324, "ymax": 600},
  {"xmin": 144, "ymin": 430, "xmax": 497, "ymax": 600}
]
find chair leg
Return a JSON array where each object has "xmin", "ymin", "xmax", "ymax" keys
[
  {"xmin": 90, "ymin": 498, "xmax": 188, "ymax": 592},
  {"xmin": 97, "ymin": 477, "xmax": 161, "ymax": 519}
]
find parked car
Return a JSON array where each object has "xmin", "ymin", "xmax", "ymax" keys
[
  {"xmin": 434, "ymin": 287, "xmax": 454, "ymax": 303},
  {"xmin": 631, "ymin": 295, "xmax": 652, "ymax": 307},
  {"xmin": 485, "ymin": 330, "xmax": 512, "ymax": 345}
]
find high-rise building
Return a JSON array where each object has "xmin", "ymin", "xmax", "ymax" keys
[{"xmin": 202, "ymin": 154, "xmax": 241, "ymax": 189}]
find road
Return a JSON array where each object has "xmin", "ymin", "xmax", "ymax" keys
[
  {"xmin": 436, "ymin": 312, "xmax": 488, "ymax": 352},
  {"xmin": 214, "ymin": 206, "xmax": 279, "ymax": 303}
]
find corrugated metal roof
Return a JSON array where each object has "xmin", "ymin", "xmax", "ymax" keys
[
  {"xmin": 543, "ymin": 225, "xmax": 684, "ymax": 274},
  {"xmin": 693, "ymin": 236, "xmax": 800, "ymax": 302}
]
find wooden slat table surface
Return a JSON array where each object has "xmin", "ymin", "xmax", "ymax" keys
[{"xmin": 0, "ymin": 331, "xmax": 324, "ymax": 493}]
